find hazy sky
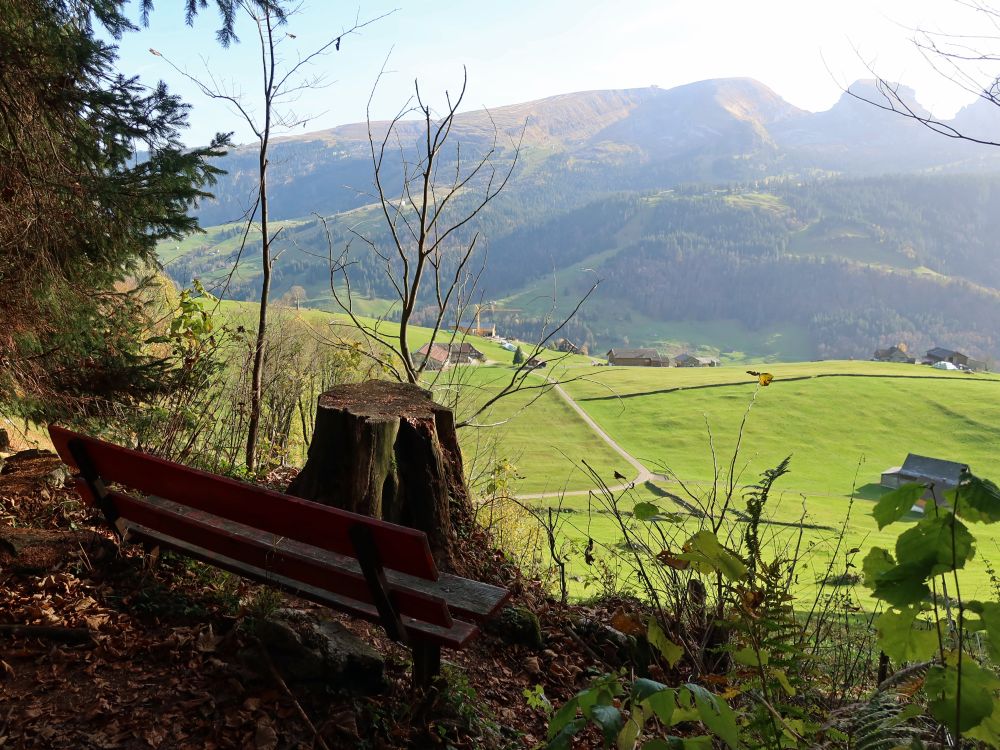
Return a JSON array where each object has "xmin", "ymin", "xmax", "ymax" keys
[{"xmin": 117, "ymin": 0, "xmax": 996, "ymax": 147}]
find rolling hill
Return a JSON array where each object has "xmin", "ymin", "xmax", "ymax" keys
[{"xmin": 162, "ymin": 77, "xmax": 1000, "ymax": 362}]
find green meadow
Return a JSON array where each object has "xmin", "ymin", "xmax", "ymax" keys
[
  {"xmin": 207, "ymin": 303, "xmax": 1000, "ymax": 605},
  {"xmin": 509, "ymin": 361, "xmax": 1000, "ymax": 605}
]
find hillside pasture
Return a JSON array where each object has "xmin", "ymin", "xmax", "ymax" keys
[{"xmin": 516, "ymin": 361, "xmax": 1000, "ymax": 604}]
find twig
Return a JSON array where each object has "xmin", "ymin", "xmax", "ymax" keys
[
  {"xmin": 255, "ymin": 642, "xmax": 331, "ymax": 750},
  {"xmin": 562, "ymin": 624, "xmax": 613, "ymax": 671}
]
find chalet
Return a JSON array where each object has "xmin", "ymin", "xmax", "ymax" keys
[
  {"xmin": 443, "ymin": 342, "xmax": 485, "ymax": 364},
  {"xmin": 923, "ymin": 347, "xmax": 986, "ymax": 371},
  {"xmin": 606, "ymin": 348, "xmax": 667, "ymax": 367},
  {"xmin": 525, "ymin": 357, "xmax": 546, "ymax": 370},
  {"xmin": 881, "ymin": 453, "xmax": 969, "ymax": 510},
  {"xmin": 414, "ymin": 341, "xmax": 485, "ymax": 369},
  {"xmin": 873, "ymin": 345, "xmax": 915, "ymax": 364},
  {"xmin": 674, "ymin": 353, "xmax": 720, "ymax": 368},
  {"xmin": 414, "ymin": 343, "xmax": 450, "ymax": 371}
]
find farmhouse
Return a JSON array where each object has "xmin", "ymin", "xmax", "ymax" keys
[
  {"xmin": 606, "ymin": 348, "xmax": 667, "ymax": 367},
  {"xmin": 881, "ymin": 453, "xmax": 968, "ymax": 509},
  {"xmin": 414, "ymin": 343, "xmax": 451, "ymax": 371},
  {"xmin": 414, "ymin": 341, "xmax": 486, "ymax": 370},
  {"xmin": 923, "ymin": 347, "xmax": 987, "ymax": 371},
  {"xmin": 674, "ymin": 353, "xmax": 720, "ymax": 367},
  {"xmin": 873, "ymin": 344, "xmax": 915, "ymax": 364}
]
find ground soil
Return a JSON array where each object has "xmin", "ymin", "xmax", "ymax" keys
[{"xmin": 0, "ymin": 451, "xmax": 620, "ymax": 749}]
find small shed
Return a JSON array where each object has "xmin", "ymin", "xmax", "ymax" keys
[
  {"xmin": 881, "ymin": 453, "xmax": 968, "ymax": 509},
  {"xmin": 674, "ymin": 354, "xmax": 719, "ymax": 367},
  {"xmin": 606, "ymin": 348, "xmax": 667, "ymax": 367}
]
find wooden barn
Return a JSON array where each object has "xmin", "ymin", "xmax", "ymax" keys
[
  {"xmin": 923, "ymin": 347, "xmax": 986, "ymax": 371},
  {"xmin": 674, "ymin": 353, "xmax": 719, "ymax": 367},
  {"xmin": 606, "ymin": 348, "xmax": 667, "ymax": 367},
  {"xmin": 881, "ymin": 453, "xmax": 968, "ymax": 510}
]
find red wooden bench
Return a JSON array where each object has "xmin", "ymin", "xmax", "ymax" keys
[{"xmin": 49, "ymin": 425, "xmax": 509, "ymax": 687}]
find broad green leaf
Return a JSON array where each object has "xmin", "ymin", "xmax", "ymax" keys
[
  {"xmin": 639, "ymin": 740, "xmax": 675, "ymax": 750},
  {"xmin": 634, "ymin": 502, "xmax": 660, "ymax": 521},
  {"xmin": 876, "ymin": 605, "xmax": 939, "ymax": 662},
  {"xmin": 873, "ymin": 483, "xmax": 926, "ymax": 529},
  {"xmin": 643, "ymin": 689, "xmax": 677, "ymax": 727},
  {"xmin": 548, "ymin": 698, "xmax": 580, "ymax": 739},
  {"xmin": 965, "ymin": 699, "xmax": 1000, "ymax": 747},
  {"xmin": 862, "ymin": 547, "xmax": 895, "ymax": 589},
  {"xmin": 617, "ymin": 703, "xmax": 645, "ymax": 750},
  {"xmin": 732, "ymin": 646, "xmax": 769, "ymax": 667},
  {"xmin": 589, "ymin": 704, "xmax": 624, "ymax": 748},
  {"xmin": 869, "ymin": 561, "xmax": 932, "ymax": 607},
  {"xmin": 680, "ymin": 738, "xmax": 712, "ymax": 750},
  {"xmin": 686, "ymin": 684, "xmax": 739, "ymax": 749},
  {"xmin": 546, "ymin": 718, "xmax": 587, "ymax": 750},
  {"xmin": 632, "ymin": 678, "xmax": 670, "ymax": 703},
  {"xmin": 967, "ymin": 601, "xmax": 1000, "ymax": 663},
  {"xmin": 925, "ymin": 652, "xmax": 1000, "ymax": 734},
  {"xmin": 952, "ymin": 474, "xmax": 1000, "ymax": 524},
  {"xmin": 679, "ymin": 531, "xmax": 748, "ymax": 581},
  {"xmin": 648, "ymin": 618, "xmax": 684, "ymax": 667},
  {"xmin": 895, "ymin": 513, "xmax": 976, "ymax": 577},
  {"xmin": 771, "ymin": 668, "xmax": 796, "ymax": 696}
]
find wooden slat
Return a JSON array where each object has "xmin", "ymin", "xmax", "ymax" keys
[
  {"xmin": 75, "ymin": 482, "xmax": 454, "ymax": 628},
  {"xmin": 137, "ymin": 494, "xmax": 509, "ymax": 622},
  {"xmin": 51, "ymin": 426, "xmax": 438, "ymax": 580},
  {"xmin": 126, "ymin": 524, "xmax": 478, "ymax": 650}
]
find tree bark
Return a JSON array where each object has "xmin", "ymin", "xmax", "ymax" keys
[{"xmin": 287, "ymin": 381, "xmax": 470, "ymax": 571}]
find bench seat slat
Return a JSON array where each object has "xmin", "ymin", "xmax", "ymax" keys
[
  {"xmin": 82, "ymin": 483, "xmax": 456, "ymax": 628},
  {"xmin": 50, "ymin": 426, "xmax": 438, "ymax": 580},
  {"xmin": 137, "ymin": 494, "xmax": 510, "ymax": 622},
  {"xmin": 125, "ymin": 523, "xmax": 478, "ymax": 650}
]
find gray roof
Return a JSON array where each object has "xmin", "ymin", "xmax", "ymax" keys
[
  {"xmin": 676, "ymin": 353, "xmax": 718, "ymax": 363},
  {"xmin": 926, "ymin": 347, "xmax": 960, "ymax": 359},
  {"xmin": 899, "ymin": 453, "xmax": 968, "ymax": 486},
  {"xmin": 608, "ymin": 348, "xmax": 662, "ymax": 360}
]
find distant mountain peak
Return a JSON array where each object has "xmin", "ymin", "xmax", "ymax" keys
[{"xmin": 837, "ymin": 79, "xmax": 930, "ymax": 118}]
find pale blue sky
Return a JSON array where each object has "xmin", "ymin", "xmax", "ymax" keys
[{"xmin": 116, "ymin": 0, "xmax": 993, "ymax": 147}]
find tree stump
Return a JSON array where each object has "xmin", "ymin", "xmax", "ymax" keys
[{"xmin": 286, "ymin": 380, "xmax": 470, "ymax": 571}]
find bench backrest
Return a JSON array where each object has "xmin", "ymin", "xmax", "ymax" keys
[{"xmin": 49, "ymin": 425, "xmax": 440, "ymax": 581}]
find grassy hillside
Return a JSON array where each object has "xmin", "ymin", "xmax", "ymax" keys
[
  {"xmin": 558, "ymin": 360, "xmax": 1000, "ymax": 493},
  {"xmin": 163, "ymin": 173, "xmax": 1000, "ymax": 363},
  {"xmin": 518, "ymin": 361, "xmax": 1000, "ymax": 604}
]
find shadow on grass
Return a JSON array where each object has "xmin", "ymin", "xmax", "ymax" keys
[{"xmin": 853, "ymin": 483, "xmax": 887, "ymax": 501}]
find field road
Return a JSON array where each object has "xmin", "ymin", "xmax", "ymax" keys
[{"xmin": 518, "ymin": 381, "xmax": 658, "ymax": 500}]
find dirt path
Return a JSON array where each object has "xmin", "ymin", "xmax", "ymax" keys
[{"xmin": 518, "ymin": 382, "xmax": 658, "ymax": 500}]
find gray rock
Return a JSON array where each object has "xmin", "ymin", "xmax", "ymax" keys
[
  {"xmin": 45, "ymin": 465, "xmax": 70, "ymax": 488},
  {"xmin": 486, "ymin": 605, "xmax": 544, "ymax": 649},
  {"xmin": 253, "ymin": 609, "xmax": 385, "ymax": 693}
]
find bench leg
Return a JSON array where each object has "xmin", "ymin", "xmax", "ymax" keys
[{"xmin": 412, "ymin": 641, "xmax": 441, "ymax": 690}]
